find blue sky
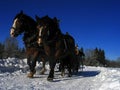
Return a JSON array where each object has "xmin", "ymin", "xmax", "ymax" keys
[{"xmin": 0, "ymin": 0, "xmax": 120, "ymax": 60}]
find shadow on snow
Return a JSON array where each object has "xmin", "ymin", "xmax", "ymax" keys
[
  {"xmin": 77, "ymin": 70, "xmax": 101, "ymax": 77},
  {"xmin": 53, "ymin": 70, "xmax": 101, "ymax": 82},
  {"xmin": 0, "ymin": 66, "xmax": 22, "ymax": 73}
]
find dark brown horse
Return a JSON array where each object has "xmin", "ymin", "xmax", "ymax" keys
[
  {"xmin": 10, "ymin": 11, "xmax": 47, "ymax": 78},
  {"xmin": 36, "ymin": 15, "xmax": 77, "ymax": 81}
]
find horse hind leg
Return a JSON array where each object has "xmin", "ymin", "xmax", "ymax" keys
[
  {"xmin": 67, "ymin": 64, "xmax": 72, "ymax": 77},
  {"xmin": 40, "ymin": 58, "xmax": 47, "ymax": 74},
  {"xmin": 80, "ymin": 59, "xmax": 84, "ymax": 72},
  {"xmin": 61, "ymin": 65, "xmax": 65, "ymax": 77}
]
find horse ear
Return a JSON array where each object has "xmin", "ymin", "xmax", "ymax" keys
[
  {"xmin": 53, "ymin": 17, "xmax": 57, "ymax": 21},
  {"xmin": 20, "ymin": 10, "xmax": 23, "ymax": 14},
  {"xmin": 35, "ymin": 15, "xmax": 40, "ymax": 21},
  {"xmin": 45, "ymin": 15, "xmax": 49, "ymax": 18},
  {"xmin": 57, "ymin": 19, "xmax": 60, "ymax": 23},
  {"xmin": 53, "ymin": 17, "xmax": 60, "ymax": 23}
]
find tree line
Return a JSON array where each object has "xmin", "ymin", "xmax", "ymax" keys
[
  {"xmin": 0, "ymin": 37, "xmax": 26, "ymax": 59},
  {"xmin": 84, "ymin": 48, "xmax": 120, "ymax": 67},
  {"xmin": 0, "ymin": 37, "xmax": 120, "ymax": 68},
  {"xmin": 84, "ymin": 48, "xmax": 106, "ymax": 66}
]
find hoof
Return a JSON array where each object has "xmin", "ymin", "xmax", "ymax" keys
[
  {"xmin": 68, "ymin": 74, "xmax": 72, "ymax": 77},
  {"xmin": 40, "ymin": 68, "xmax": 47, "ymax": 75},
  {"xmin": 27, "ymin": 73, "xmax": 34, "ymax": 78},
  {"xmin": 40, "ymin": 72, "xmax": 45, "ymax": 75},
  {"xmin": 27, "ymin": 71, "xmax": 36, "ymax": 78},
  {"xmin": 47, "ymin": 77, "xmax": 53, "ymax": 81},
  {"xmin": 61, "ymin": 72, "xmax": 65, "ymax": 77}
]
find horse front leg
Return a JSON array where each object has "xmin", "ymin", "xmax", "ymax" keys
[
  {"xmin": 27, "ymin": 55, "xmax": 37, "ymax": 78},
  {"xmin": 26, "ymin": 48, "xmax": 39, "ymax": 78},
  {"xmin": 47, "ymin": 57, "xmax": 56, "ymax": 81},
  {"xmin": 60, "ymin": 61, "xmax": 65, "ymax": 77}
]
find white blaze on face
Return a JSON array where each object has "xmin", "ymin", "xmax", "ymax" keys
[
  {"xmin": 37, "ymin": 26, "xmax": 43, "ymax": 45},
  {"xmin": 12, "ymin": 18, "xmax": 18, "ymax": 28},
  {"xmin": 10, "ymin": 18, "xmax": 18, "ymax": 37},
  {"xmin": 38, "ymin": 26, "xmax": 43, "ymax": 37}
]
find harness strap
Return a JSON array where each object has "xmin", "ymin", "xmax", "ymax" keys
[
  {"xmin": 63, "ymin": 39, "xmax": 68, "ymax": 50},
  {"xmin": 44, "ymin": 31, "xmax": 60, "ymax": 44}
]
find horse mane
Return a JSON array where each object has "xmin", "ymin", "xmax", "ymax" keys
[
  {"xmin": 40, "ymin": 15, "xmax": 60, "ymax": 30},
  {"xmin": 14, "ymin": 12, "xmax": 37, "ymax": 27}
]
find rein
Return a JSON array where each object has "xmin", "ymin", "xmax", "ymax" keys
[
  {"xmin": 11, "ymin": 27, "xmax": 16, "ymax": 30},
  {"xmin": 11, "ymin": 27, "xmax": 19, "ymax": 32},
  {"xmin": 11, "ymin": 27, "xmax": 20, "ymax": 35}
]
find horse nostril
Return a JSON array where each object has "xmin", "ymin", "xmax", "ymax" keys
[
  {"xmin": 11, "ymin": 33, "xmax": 14, "ymax": 37},
  {"xmin": 10, "ymin": 29, "xmax": 15, "ymax": 37},
  {"xmin": 10, "ymin": 32, "xmax": 12, "ymax": 35}
]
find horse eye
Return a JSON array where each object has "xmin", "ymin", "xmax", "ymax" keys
[
  {"xmin": 44, "ymin": 26, "xmax": 47, "ymax": 28},
  {"xmin": 37, "ymin": 25, "xmax": 40, "ymax": 28},
  {"xmin": 18, "ymin": 21, "xmax": 23, "ymax": 25}
]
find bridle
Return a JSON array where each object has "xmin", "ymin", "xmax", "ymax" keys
[
  {"xmin": 11, "ymin": 16, "xmax": 32, "ymax": 36},
  {"xmin": 10, "ymin": 22, "xmax": 20, "ymax": 37},
  {"xmin": 37, "ymin": 17, "xmax": 61, "ymax": 45},
  {"xmin": 37, "ymin": 25, "xmax": 60, "ymax": 46}
]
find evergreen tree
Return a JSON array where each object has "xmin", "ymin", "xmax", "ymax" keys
[
  {"xmin": 93, "ymin": 48, "xmax": 100, "ymax": 66},
  {"xmin": 0, "ymin": 43, "xmax": 4, "ymax": 59},
  {"xmin": 100, "ymin": 50, "xmax": 106, "ymax": 66},
  {"xmin": 84, "ymin": 48, "xmax": 106, "ymax": 66}
]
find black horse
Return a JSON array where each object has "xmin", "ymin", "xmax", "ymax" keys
[
  {"xmin": 36, "ymin": 15, "xmax": 77, "ymax": 81},
  {"xmin": 10, "ymin": 11, "xmax": 47, "ymax": 78}
]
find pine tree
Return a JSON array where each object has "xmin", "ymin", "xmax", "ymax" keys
[
  {"xmin": 0, "ymin": 43, "xmax": 4, "ymax": 59},
  {"xmin": 100, "ymin": 50, "xmax": 106, "ymax": 66},
  {"xmin": 94, "ymin": 48, "xmax": 106, "ymax": 66},
  {"xmin": 93, "ymin": 48, "xmax": 100, "ymax": 66}
]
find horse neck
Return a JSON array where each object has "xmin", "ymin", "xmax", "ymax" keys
[
  {"xmin": 63, "ymin": 34, "xmax": 75, "ymax": 51},
  {"xmin": 54, "ymin": 28, "xmax": 62, "ymax": 39},
  {"xmin": 23, "ymin": 23, "xmax": 37, "ymax": 46}
]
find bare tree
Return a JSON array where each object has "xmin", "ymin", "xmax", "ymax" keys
[{"xmin": 3, "ymin": 37, "xmax": 19, "ymax": 58}]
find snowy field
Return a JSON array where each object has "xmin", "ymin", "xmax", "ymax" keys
[{"xmin": 0, "ymin": 58, "xmax": 120, "ymax": 90}]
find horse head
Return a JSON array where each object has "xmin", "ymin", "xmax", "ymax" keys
[
  {"xmin": 10, "ymin": 11, "xmax": 36, "ymax": 37},
  {"xmin": 35, "ymin": 15, "xmax": 61, "ymax": 45}
]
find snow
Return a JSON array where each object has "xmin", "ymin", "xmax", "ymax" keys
[{"xmin": 0, "ymin": 58, "xmax": 120, "ymax": 90}]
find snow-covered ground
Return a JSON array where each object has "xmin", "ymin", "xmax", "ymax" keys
[{"xmin": 0, "ymin": 58, "xmax": 120, "ymax": 90}]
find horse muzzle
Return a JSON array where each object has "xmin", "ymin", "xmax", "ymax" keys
[
  {"xmin": 37, "ymin": 38, "xmax": 42, "ymax": 46},
  {"xmin": 10, "ymin": 28, "xmax": 15, "ymax": 37}
]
